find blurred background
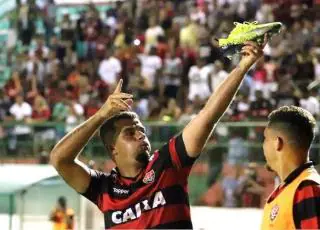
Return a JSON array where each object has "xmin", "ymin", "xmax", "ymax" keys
[{"xmin": 0, "ymin": 0, "xmax": 319, "ymax": 229}]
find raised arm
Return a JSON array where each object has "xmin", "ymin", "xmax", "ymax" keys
[
  {"xmin": 50, "ymin": 80, "xmax": 132, "ymax": 193},
  {"xmin": 183, "ymin": 40, "xmax": 266, "ymax": 157}
]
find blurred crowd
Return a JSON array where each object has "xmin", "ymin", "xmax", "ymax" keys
[
  {"xmin": 0, "ymin": 0, "xmax": 318, "ymax": 152},
  {"xmin": 0, "ymin": 0, "xmax": 319, "ymax": 208},
  {"xmin": 1, "ymin": 0, "xmax": 319, "ymax": 127}
]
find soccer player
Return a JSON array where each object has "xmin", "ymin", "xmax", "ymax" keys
[
  {"xmin": 50, "ymin": 39, "xmax": 266, "ymax": 229},
  {"xmin": 261, "ymin": 106, "xmax": 320, "ymax": 230},
  {"xmin": 49, "ymin": 196, "xmax": 74, "ymax": 230}
]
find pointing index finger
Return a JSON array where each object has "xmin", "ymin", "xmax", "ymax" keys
[{"xmin": 114, "ymin": 79, "xmax": 123, "ymax": 93}]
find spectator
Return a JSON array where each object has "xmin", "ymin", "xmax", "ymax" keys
[
  {"xmin": 49, "ymin": 196, "xmax": 74, "ymax": 230},
  {"xmin": 29, "ymin": 37, "xmax": 50, "ymax": 60},
  {"xmin": 17, "ymin": 3, "xmax": 35, "ymax": 46},
  {"xmin": 229, "ymin": 93, "xmax": 250, "ymax": 121},
  {"xmin": 52, "ymin": 97, "xmax": 69, "ymax": 139},
  {"xmin": 8, "ymin": 94, "xmax": 32, "ymax": 155},
  {"xmin": 159, "ymin": 98, "xmax": 182, "ymax": 122},
  {"xmin": 250, "ymin": 90, "xmax": 272, "ymax": 120},
  {"xmin": 275, "ymin": 68, "xmax": 301, "ymax": 107},
  {"xmin": 65, "ymin": 99, "xmax": 84, "ymax": 133},
  {"xmin": 98, "ymin": 49, "xmax": 122, "ymax": 91},
  {"xmin": 209, "ymin": 60, "xmax": 228, "ymax": 93},
  {"xmin": 127, "ymin": 59, "xmax": 153, "ymax": 98},
  {"xmin": 299, "ymin": 88, "xmax": 320, "ymax": 119},
  {"xmin": 163, "ymin": 50, "xmax": 182, "ymax": 99},
  {"xmin": 188, "ymin": 57, "xmax": 211, "ymax": 102},
  {"xmin": 139, "ymin": 47, "xmax": 162, "ymax": 93},
  {"xmin": 4, "ymin": 71, "xmax": 23, "ymax": 101},
  {"xmin": 178, "ymin": 104, "xmax": 197, "ymax": 124},
  {"xmin": 145, "ymin": 16, "xmax": 164, "ymax": 51},
  {"xmin": 263, "ymin": 55, "xmax": 278, "ymax": 98},
  {"xmin": 236, "ymin": 163, "xmax": 264, "ymax": 208},
  {"xmin": 221, "ymin": 166, "xmax": 242, "ymax": 208},
  {"xmin": 96, "ymin": 28, "xmax": 111, "ymax": 60},
  {"xmin": 84, "ymin": 88, "xmax": 100, "ymax": 116},
  {"xmin": 25, "ymin": 56, "xmax": 46, "ymax": 86},
  {"xmin": 59, "ymin": 13, "xmax": 74, "ymax": 46},
  {"xmin": 49, "ymin": 36, "xmax": 66, "ymax": 63},
  {"xmin": 180, "ymin": 17, "xmax": 198, "ymax": 50},
  {"xmin": 84, "ymin": 11, "xmax": 103, "ymax": 59},
  {"xmin": 0, "ymin": 90, "xmax": 11, "ymax": 122},
  {"xmin": 251, "ymin": 57, "xmax": 267, "ymax": 96},
  {"xmin": 226, "ymin": 128, "xmax": 249, "ymax": 166},
  {"xmin": 27, "ymin": 95, "xmax": 53, "ymax": 155}
]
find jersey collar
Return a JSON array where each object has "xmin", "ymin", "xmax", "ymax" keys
[{"xmin": 283, "ymin": 161, "xmax": 314, "ymax": 185}]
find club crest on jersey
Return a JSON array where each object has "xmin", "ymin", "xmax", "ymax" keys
[
  {"xmin": 270, "ymin": 204, "xmax": 279, "ymax": 221},
  {"xmin": 143, "ymin": 170, "xmax": 155, "ymax": 184}
]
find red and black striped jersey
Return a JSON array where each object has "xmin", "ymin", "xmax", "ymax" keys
[
  {"xmin": 81, "ymin": 134, "xmax": 197, "ymax": 229},
  {"xmin": 268, "ymin": 162, "xmax": 320, "ymax": 229}
]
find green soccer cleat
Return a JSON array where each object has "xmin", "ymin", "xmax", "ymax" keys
[{"xmin": 218, "ymin": 21, "xmax": 282, "ymax": 59}]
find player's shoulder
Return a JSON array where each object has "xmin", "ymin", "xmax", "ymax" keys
[
  {"xmin": 297, "ymin": 180, "xmax": 320, "ymax": 190},
  {"xmin": 89, "ymin": 169, "xmax": 113, "ymax": 182}
]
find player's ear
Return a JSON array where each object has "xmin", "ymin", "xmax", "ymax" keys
[
  {"xmin": 275, "ymin": 136, "xmax": 283, "ymax": 152},
  {"xmin": 108, "ymin": 144, "xmax": 115, "ymax": 153}
]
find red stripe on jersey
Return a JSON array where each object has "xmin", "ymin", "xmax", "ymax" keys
[
  {"xmin": 295, "ymin": 185, "xmax": 320, "ymax": 203},
  {"xmin": 146, "ymin": 150, "xmax": 159, "ymax": 172},
  {"xmin": 300, "ymin": 216, "xmax": 320, "ymax": 229},
  {"xmin": 110, "ymin": 204, "xmax": 190, "ymax": 229},
  {"xmin": 99, "ymin": 167, "xmax": 189, "ymax": 212},
  {"xmin": 169, "ymin": 138, "xmax": 182, "ymax": 169}
]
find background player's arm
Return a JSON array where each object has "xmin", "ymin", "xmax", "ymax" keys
[
  {"xmin": 183, "ymin": 41, "xmax": 266, "ymax": 158},
  {"xmin": 50, "ymin": 80, "xmax": 132, "ymax": 193}
]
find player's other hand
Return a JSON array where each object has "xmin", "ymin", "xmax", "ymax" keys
[
  {"xmin": 97, "ymin": 79, "xmax": 133, "ymax": 119},
  {"xmin": 239, "ymin": 34, "xmax": 268, "ymax": 71}
]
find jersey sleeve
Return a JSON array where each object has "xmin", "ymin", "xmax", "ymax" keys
[
  {"xmin": 80, "ymin": 169, "xmax": 110, "ymax": 207},
  {"xmin": 293, "ymin": 180, "xmax": 320, "ymax": 229},
  {"xmin": 157, "ymin": 133, "xmax": 198, "ymax": 171}
]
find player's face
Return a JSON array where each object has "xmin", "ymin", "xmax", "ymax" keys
[
  {"xmin": 113, "ymin": 118, "xmax": 151, "ymax": 167},
  {"xmin": 263, "ymin": 127, "xmax": 277, "ymax": 172}
]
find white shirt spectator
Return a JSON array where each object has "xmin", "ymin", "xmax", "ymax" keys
[
  {"xmin": 300, "ymin": 96, "xmax": 320, "ymax": 117},
  {"xmin": 139, "ymin": 54, "xmax": 162, "ymax": 87},
  {"xmin": 210, "ymin": 69, "xmax": 228, "ymax": 93},
  {"xmin": 134, "ymin": 98, "xmax": 149, "ymax": 120},
  {"xmin": 238, "ymin": 100, "xmax": 250, "ymax": 113},
  {"xmin": 188, "ymin": 64, "xmax": 212, "ymax": 101},
  {"xmin": 163, "ymin": 57, "xmax": 182, "ymax": 86},
  {"xmin": 66, "ymin": 103, "xmax": 84, "ymax": 133},
  {"xmin": 25, "ymin": 60, "xmax": 46, "ymax": 84},
  {"xmin": 45, "ymin": 58, "xmax": 60, "ymax": 76},
  {"xmin": 98, "ymin": 57, "xmax": 122, "ymax": 85},
  {"xmin": 190, "ymin": 9, "xmax": 206, "ymax": 25},
  {"xmin": 29, "ymin": 46, "xmax": 50, "ymax": 59},
  {"xmin": 9, "ymin": 102, "xmax": 32, "ymax": 135},
  {"xmin": 145, "ymin": 26, "xmax": 164, "ymax": 48},
  {"xmin": 106, "ymin": 16, "xmax": 117, "ymax": 33}
]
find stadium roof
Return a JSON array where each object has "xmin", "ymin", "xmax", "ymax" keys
[{"xmin": 0, "ymin": 164, "xmax": 59, "ymax": 194}]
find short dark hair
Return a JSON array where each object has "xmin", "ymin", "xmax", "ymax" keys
[
  {"xmin": 100, "ymin": 112, "xmax": 139, "ymax": 152},
  {"xmin": 268, "ymin": 106, "xmax": 316, "ymax": 150},
  {"xmin": 58, "ymin": 196, "xmax": 66, "ymax": 208}
]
